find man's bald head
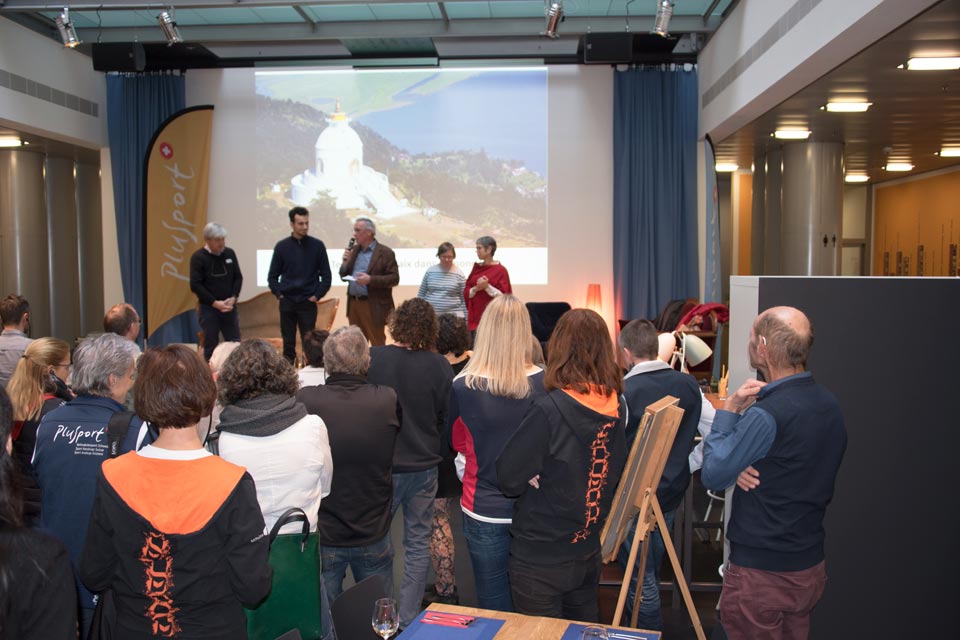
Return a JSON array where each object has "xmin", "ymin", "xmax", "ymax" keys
[
  {"xmin": 753, "ymin": 306, "xmax": 813, "ymax": 369},
  {"xmin": 103, "ymin": 303, "xmax": 141, "ymax": 341}
]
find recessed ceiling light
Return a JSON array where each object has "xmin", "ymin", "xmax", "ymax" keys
[
  {"xmin": 903, "ymin": 57, "xmax": 960, "ymax": 71},
  {"xmin": 884, "ymin": 162, "xmax": 914, "ymax": 172},
  {"xmin": 0, "ymin": 136, "xmax": 22, "ymax": 148},
  {"xmin": 774, "ymin": 129, "xmax": 812, "ymax": 140},
  {"xmin": 715, "ymin": 163, "xmax": 739, "ymax": 172},
  {"xmin": 938, "ymin": 147, "xmax": 960, "ymax": 157},
  {"xmin": 824, "ymin": 101, "xmax": 872, "ymax": 112},
  {"xmin": 844, "ymin": 174, "xmax": 870, "ymax": 183}
]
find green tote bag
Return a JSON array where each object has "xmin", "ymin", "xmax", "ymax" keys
[{"xmin": 246, "ymin": 507, "xmax": 323, "ymax": 640}]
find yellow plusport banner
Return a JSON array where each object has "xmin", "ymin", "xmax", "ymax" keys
[{"xmin": 144, "ymin": 106, "xmax": 214, "ymax": 339}]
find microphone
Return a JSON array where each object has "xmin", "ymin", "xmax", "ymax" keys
[{"xmin": 346, "ymin": 237, "xmax": 356, "ymax": 251}]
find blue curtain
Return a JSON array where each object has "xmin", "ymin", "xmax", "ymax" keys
[
  {"xmin": 106, "ymin": 73, "xmax": 193, "ymax": 346},
  {"xmin": 613, "ymin": 67, "xmax": 699, "ymax": 323}
]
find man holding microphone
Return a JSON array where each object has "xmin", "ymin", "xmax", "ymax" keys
[{"xmin": 339, "ymin": 217, "xmax": 399, "ymax": 346}]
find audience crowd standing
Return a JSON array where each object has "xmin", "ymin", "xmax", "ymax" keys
[{"xmin": 0, "ymin": 283, "xmax": 842, "ymax": 640}]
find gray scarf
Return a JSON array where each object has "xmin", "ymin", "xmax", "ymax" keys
[{"xmin": 217, "ymin": 393, "xmax": 308, "ymax": 438}]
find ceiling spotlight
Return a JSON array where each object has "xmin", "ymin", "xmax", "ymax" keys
[
  {"xmin": 774, "ymin": 129, "xmax": 812, "ymax": 140},
  {"xmin": 652, "ymin": 0, "xmax": 674, "ymax": 37},
  {"xmin": 715, "ymin": 163, "xmax": 739, "ymax": 172},
  {"xmin": 903, "ymin": 57, "xmax": 960, "ymax": 71},
  {"xmin": 824, "ymin": 101, "xmax": 872, "ymax": 112},
  {"xmin": 157, "ymin": 8, "xmax": 183, "ymax": 45},
  {"xmin": 0, "ymin": 135, "xmax": 23, "ymax": 148},
  {"xmin": 938, "ymin": 147, "xmax": 960, "ymax": 157},
  {"xmin": 55, "ymin": 8, "xmax": 81, "ymax": 48},
  {"xmin": 884, "ymin": 162, "xmax": 914, "ymax": 172},
  {"xmin": 844, "ymin": 174, "xmax": 870, "ymax": 183},
  {"xmin": 542, "ymin": 2, "xmax": 563, "ymax": 39}
]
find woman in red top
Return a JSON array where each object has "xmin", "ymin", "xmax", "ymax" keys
[{"xmin": 464, "ymin": 236, "xmax": 512, "ymax": 333}]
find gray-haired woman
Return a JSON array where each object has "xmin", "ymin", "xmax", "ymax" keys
[{"xmin": 32, "ymin": 332, "xmax": 152, "ymax": 637}]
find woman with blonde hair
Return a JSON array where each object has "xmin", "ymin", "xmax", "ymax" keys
[
  {"xmin": 447, "ymin": 294, "xmax": 545, "ymax": 611},
  {"xmin": 5, "ymin": 337, "xmax": 72, "ymax": 524}
]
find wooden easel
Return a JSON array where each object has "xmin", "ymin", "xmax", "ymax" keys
[{"xmin": 600, "ymin": 395, "xmax": 706, "ymax": 640}]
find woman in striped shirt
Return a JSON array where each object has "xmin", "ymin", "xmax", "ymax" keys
[{"xmin": 417, "ymin": 242, "xmax": 467, "ymax": 318}]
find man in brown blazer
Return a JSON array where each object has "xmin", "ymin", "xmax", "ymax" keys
[{"xmin": 339, "ymin": 217, "xmax": 399, "ymax": 345}]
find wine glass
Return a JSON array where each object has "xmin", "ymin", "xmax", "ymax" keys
[
  {"xmin": 581, "ymin": 625, "xmax": 609, "ymax": 639},
  {"xmin": 371, "ymin": 598, "xmax": 399, "ymax": 639}
]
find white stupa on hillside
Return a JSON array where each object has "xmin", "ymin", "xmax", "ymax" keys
[{"xmin": 289, "ymin": 99, "xmax": 416, "ymax": 219}]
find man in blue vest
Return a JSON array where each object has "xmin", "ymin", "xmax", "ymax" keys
[
  {"xmin": 703, "ymin": 306, "xmax": 846, "ymax": 640},
  {"xmin": 617, "ymin": 319, "xmax": 715, "ymax": 630}
]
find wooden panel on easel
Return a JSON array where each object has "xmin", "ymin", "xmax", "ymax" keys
[{"xmin": 600, "ymin": 395, "xmax": 685, "ymax": 563}]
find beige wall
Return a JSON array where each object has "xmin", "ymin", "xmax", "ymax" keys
[{"xmin": 873, "ymin": 167, "xmax": 960, "ymax": 276}]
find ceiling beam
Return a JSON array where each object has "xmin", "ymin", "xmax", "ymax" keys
[
  {"xmin": 72, "ymin": 15, "xmax": 721, "ymax": 43},
  {"xmin": 292, "ymin": 4, "xmax": 317, "ymax": 30},
  {"xmin": 2, "ymin": 0, "xmax": 587, "ymax": 9}
]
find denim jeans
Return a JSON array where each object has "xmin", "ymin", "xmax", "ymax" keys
[
  {"xmin": 461, "ymin": 514, "xmax": 513, "ymax": 612},
  {"xmin": 616, "ymin": 508, "xmax": 676, "ymax": 631},
  {"xmin": 390, "ymin": 468, "xmax": 438, "ymax": 627},
  {"xmin": 320, "ymin": 533, "xmax": 394, "ymax": 603}
]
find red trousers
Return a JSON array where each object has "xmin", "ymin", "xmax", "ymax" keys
[{"xmin": 720, "ymin": 560, "xmax": 827, "ymax": 640}]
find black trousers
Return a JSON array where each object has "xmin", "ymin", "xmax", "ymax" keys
[
  {"xmin": 198, "ymin": 304, "xmax": 240, "ymax": 361},
  {"xmin": 279, "ymin": 298, "xmax": 318, "ymax": 363},
  {"xmin": 509, "ymin": 548, "xmax": 602, "ymax": 622}
]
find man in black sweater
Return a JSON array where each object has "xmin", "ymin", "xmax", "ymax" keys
[
  {"xmin": 617, "ymin": 319, "xmax": 712, "ymax": 631},
  {"xmin": 297, "ymin": 326, "xmax": 400, "ymax": 601},
  {"xmin": 267, "ymin": 207, "xmax": 332, "ymax": 363},
  {"xmin": 190, "ymin": 222, "xmax": 243, "ymax": 360},
  {"xmin": 703, "ymin": 306, "xmax": 846, "ymax": 640}
]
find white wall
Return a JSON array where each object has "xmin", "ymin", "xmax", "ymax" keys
[
  {"xmin": 698, "ymin": 0, "xmax": 937, "ymax": 142},
  {"xmin": 0, "ymin": 17, "xmax": 106, "ymax": 148},
  {"xmin": 185, "ymin": 65, "xmax": 616, "ymax": 329}
]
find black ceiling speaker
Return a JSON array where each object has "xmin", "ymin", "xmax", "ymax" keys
[
  {"xmin": 581, "ymin": 33, "xmax": 634, "ymax": 64},
  {"xmin": 579, "ymin": 32, "xmax": 683, "ymax": 64},
  {"xmin": 92, "ymin": 42, "xmax": 221, "ymax": 72},
  {"xmin": 92, "ymin": 42, "xmax": 146, "ymax": 72}
]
